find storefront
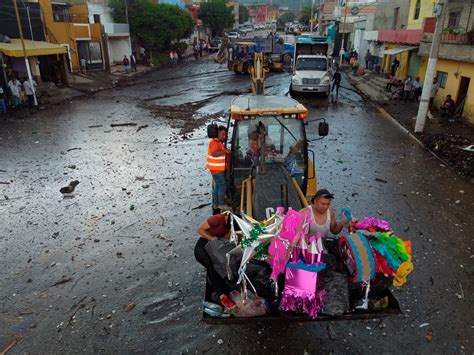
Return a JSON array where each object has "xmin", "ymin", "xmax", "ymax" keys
[{"xmin": 0, "ymin": 39, "xmax": 68, "ymax": 84}]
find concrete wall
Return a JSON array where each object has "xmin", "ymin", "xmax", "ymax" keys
[
  {"xmin": 407, "ymin": 0, "xmax": 435, "ymax": 30},
  {"xmin": 108, "ymin": 37, "xmax": 132, "ymax": 65},
  {"xmin": 88, "ymin": 2, "xmax": 114, "ymax": 24},
  {"xmin": 373, "ymin": 0, "xmax": 410, "ymax": 30},
  {"xmin": 418, "ymin": 57, "xmax": 474, "ymax": 123},
  {"xmin": 436, "ymin": 59, "xmax": 474, "ymax": 123},
  {"xmin": 442, "ymin": 1, "xmax": 474, "ymax": 32},
  {"xmin": 419, "ymin": 40, "xmax": 474, "ymax": 63}
]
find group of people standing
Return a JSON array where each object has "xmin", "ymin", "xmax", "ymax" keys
[
  {"xmin": 386, "ymin": 75, "xmax": 423, "ymax": 102},
  {"xmin": 122, "ymin": 53, "xmax": 137, "ymax": 74},
  {"xmin": 0, "ymin": 76, "xmax": 38, "ymax": 113}
]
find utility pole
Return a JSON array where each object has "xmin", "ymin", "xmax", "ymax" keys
[
  {"xmin": 26, "ymin": 7, "xmax": 34, "ymax": 41},
  {"xmin": 124, "ymin": 0, "xmax": 129, "ymax": 24},
  {"xmin": 310, "ymin": 0, "xmax": 315, "ymax": 32},
  {"xmin": 13, "ymin": 0, "xmax": 37, "ymax": 106},
  {"xmin": 339, "ymin": 0, "xmax": 348, "ymax": 66},
  {"xmin": 415, "ymin": 0, "xmax": 446, "ymax": 133}
]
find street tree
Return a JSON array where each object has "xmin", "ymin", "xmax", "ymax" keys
[
  {"xmin": 239, "ymin": 4, "xmax": 249, "ymax": 24},
  {"xmin": 279, "ymin": 11, "xmax": 295, "ymax": 24},
  {"xmin": 299, "ymin": 5, "xmax": 318, "ymax": 26},
  {"xmin": 110, "ymin": 0, "xmax": 194, "ymax": 50},
  {"xmin": 198, "ymin": 0, "xmax": 235, "ymax": 37}
]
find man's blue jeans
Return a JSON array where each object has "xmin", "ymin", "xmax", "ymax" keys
[
  {"xmin": 0, "ymin": 99, "xmax": 6, "ymax": 113},
  {"xmin": 212, "ymin": 172, "xmax": 225, "ymax": 207}
]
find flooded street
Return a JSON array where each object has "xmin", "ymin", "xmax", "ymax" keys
[{"xmin": 1, "ymin": 59, "xmax": 472, "ymax": 354}]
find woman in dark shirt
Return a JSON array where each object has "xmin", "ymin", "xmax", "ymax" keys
[{"xmin": 195, "ymin": 213, "xmax": 236, "ymax": 310}]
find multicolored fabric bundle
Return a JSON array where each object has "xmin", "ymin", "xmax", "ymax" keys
[{"xmin": 369, "ymin": 232, "xmax": 413, "ymax": 286}]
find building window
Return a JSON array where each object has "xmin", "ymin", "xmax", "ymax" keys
[
  {"xmin": 414, "ymin": 0, "xmax": 421, "ymax": 20},
  {"xmin": 52, "ymin": 4, "xmax": 71, "ymax": 22},
  {"xmin": 437, "ymin": 71, "xmax": 448, "ymax": 88},
  {"xmin": 448, "ymin": 11, "xmax": 461, "ymax": 28},
  {"xmin": 392, "ymin": 7, "xmax": 400, "ymax": 30},
  {"xmin": 93, "ymin": 14, "xmax": 101, "ymax": 24}
]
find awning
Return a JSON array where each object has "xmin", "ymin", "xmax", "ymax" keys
[
  {"xmin": 383, "ymin": 46, "xmax": 418, "ymax": 55},
  {"xmin": 0, "ymin": 39, "xmax": 67, "ymax": 58}
]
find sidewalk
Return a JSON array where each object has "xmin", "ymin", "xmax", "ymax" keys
[{"xmin": 345, "ymin": 68, "xmax": 474, "ymax": 180}]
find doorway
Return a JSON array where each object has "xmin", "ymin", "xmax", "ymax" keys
[{"xmin": 457, "ymin": 76, "xmax": 470, "ymax": 116}]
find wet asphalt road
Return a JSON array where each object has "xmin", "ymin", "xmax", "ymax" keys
[{"xmin": 0, "ymin": 59, "xmax": 473, "ymax": 354}]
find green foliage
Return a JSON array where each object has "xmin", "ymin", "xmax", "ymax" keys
[
  {"xmin": 239, "ymin": 4, "xmax": 249, "ymax": 24},
  {"xmin": 198, "ymin": 0, "xmax": 235, "ymax": 36},
  {"xmin": 442, "ymin": 26, "xmax": 461, "ymax": 34},
  {"xmin": 279, "ymin": 12, "xmax": 295, "ymax": 24},
  {"xmin": 109, "ymin": 0, "xmax": 194, "ymax": 50},
  {"xmin": 299, "ymin": 5, "xmax": 318, "ymax": 26}
]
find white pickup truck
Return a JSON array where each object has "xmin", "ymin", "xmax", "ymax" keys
[{"xmin": 290, "ymin": 34, "xmax": 332, "ymax": 97}]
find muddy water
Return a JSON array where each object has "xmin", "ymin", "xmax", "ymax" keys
[{"xmin": 0, "ymin": 59, "xmax": 472, "ymax": 354}]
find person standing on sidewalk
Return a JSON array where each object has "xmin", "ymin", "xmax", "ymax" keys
[
  {"xmin": 331, "ymin": 68, "xmax": 342, "ymax": 100},
  {"xmin": 172, "ymin": 50, "xmax": 178, "ymax": 65},
  {"xmin": 8, "ymin": 78, "xmax": 22, "ymax": 107},
  {"xmin": 429, "ymin": 77, "xmax": 439, "ymax": 110},
  {"xmin": 80, "ymin": 58, "xmax": 87, "ymax": 75},
  {"xmin": 0, "ymin": 86, "xmax": 7, "ymax": 113},
  {"xmin": 351, "ymin": 58, "xmax": 359, "ymax": 75},
  {"xmin": 403, "ymin": 76, "xmax": 413, "ymax": 103},
  {"xmin": 23, "ymin": 78, "xmax": 38, "ymax": 108},
  {"xmin": 123, "ymin": 55, "xmax": 130, "ymax": 73},
  {"xmin": 364, "ymin": 49, "xmax": 371, "ymax": 69},
  {"xmin": 390, "ymin": 57, "xmax": 400, "ymax": 76},
  {"xmin": 206, "ymin": 126, "xmax": 231, "ymax": 214},
  {"xmin": 130, "ymin": 52, "xmax": 137, "ymax": 71},
  {"xmin": 413, "ymin": 76, "xmax": 422, "ymax": 102}
]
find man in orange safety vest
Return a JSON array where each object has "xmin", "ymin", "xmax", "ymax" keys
[{"xmin": 206, "ymin": 126, "xmax": 231, "ymax": 214}]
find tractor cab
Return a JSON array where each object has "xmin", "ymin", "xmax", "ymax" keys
[
  {"xmin": 228, "ymin": 42, "xmax": 256, "ymax": 74},
  {"xmin": 226, "ymin": 95, "xmax": 328, "ymax": 220}
]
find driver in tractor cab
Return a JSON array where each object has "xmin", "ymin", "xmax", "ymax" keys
[
  {"xmin": 243, "ymin": 124, "xmax": 275, "ymax": 164},
  {"xmin": 285, "ymin": 141, "xmax": 305, "ymax": 184}
]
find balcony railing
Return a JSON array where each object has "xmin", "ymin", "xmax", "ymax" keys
[{"xmin": 103, "ymin": 23, "xmax": 130, "ymax": 35}]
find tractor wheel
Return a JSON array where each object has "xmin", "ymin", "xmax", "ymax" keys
[{"xmin": 282, "ymin": 53, "xmax": 292, "ymax": 65}]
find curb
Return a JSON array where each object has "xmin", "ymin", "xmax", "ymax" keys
[
  {"xmin": 376, "ymin": 106, "xmax": 455, "ymax": 172},
  {"xmin": 344, "ymin": 72, "xmax": 457, "ymax": 172}
]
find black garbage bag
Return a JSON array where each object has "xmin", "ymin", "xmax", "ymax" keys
[
  {"xmin": 245, "ymin": 260, "xmax": 276, "ymax": 301},
  {"xmin": 205, "ymin": 238, "xmax": 242, "ymax": 280},
  {"xmin": 320, "ymin": 270, "xmax": 350, "ymax": 316}
]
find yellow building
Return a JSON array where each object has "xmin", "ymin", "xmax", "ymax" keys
[
  {"xmin": 39, "ymin": 0, "xmax": 104, "ymax": 72},
  {"xmin": 379, "ymin": 0, "xmax": 435, "ymax": 80},
  {"xmin": 418, "ymin": 2, "xmax": 474, "ymax": 124},
  {"xmin": 407, "ymin": 0, "xmax": 435, "ymax": 30}
]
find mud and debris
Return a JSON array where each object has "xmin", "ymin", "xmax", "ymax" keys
[
  {"xmin": 418, "ymin": 133, "xmax": 473, "ymax": 178},
  {"xmin": 0, "ymin": 59, "xmax": 473, "ymax": 354}
]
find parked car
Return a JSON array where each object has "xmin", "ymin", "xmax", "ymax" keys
[
  {"xmin": 208, "ymin": 38, "xmax": 222, "ymax": 52},
  {"xmin": 240, "ymin": 25, "xmax": 254, "ymax": 33},
  {"xmin": 227, "ymin": 31, "xmax": 240, "ymax": 39}
]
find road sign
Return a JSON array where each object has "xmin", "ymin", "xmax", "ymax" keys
[{"xmin": 351, "ymin": 6, "xmax": 359, "ymax": 16}]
